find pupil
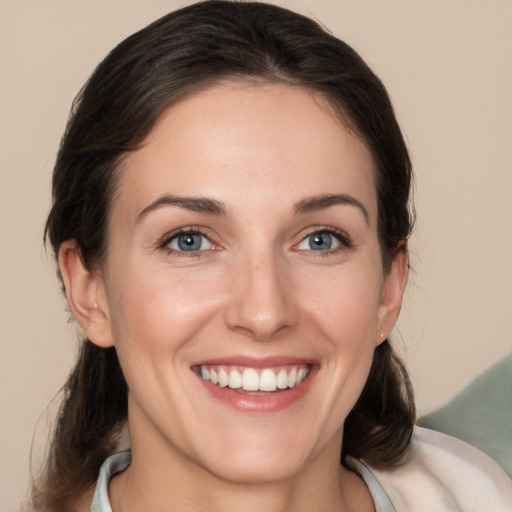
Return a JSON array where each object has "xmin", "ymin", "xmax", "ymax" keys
[
  {"xmin": 178, "ymin": 234, "xmax": 201, "ymax": 251},
  {"xmin": 311, "ymin": 233, "xmax": 331, "ymax": 250}
]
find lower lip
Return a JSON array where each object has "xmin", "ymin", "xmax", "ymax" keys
[{"xmin": 196, "ymin": 367, "xmax": 317, "ymax": 412}]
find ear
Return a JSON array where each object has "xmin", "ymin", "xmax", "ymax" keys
[
  {"xmin": 58, "ymin": 240, "xmax": 114, "ymax": 348},
  {"xmin": 376, "ymin": 242, "xmax": 409, "ymax": 345}
]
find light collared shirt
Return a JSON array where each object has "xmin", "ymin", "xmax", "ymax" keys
[{"xmin": 90, "ymin": 427, "xmax": 512, "ymax": 511}]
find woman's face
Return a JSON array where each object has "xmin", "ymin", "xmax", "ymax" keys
[{"xmin": 88, "ymin": 83, "xmax": 406, "ymax": 482}]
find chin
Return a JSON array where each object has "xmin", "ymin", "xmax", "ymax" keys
[
  {"xmin": 205, "ymin": 453, "xmax": 308, "ymax": 485},
  {"xmin": 190, "ymin": 429, "xmax": 321, "ymax": 484}
]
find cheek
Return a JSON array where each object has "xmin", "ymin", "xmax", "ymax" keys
[
  {"xmin": 291, "ymin": 264, "xmax": 384, "ymax": 436},
  {"xmin": 300, "ymin": 262, "xmax": 384, "ymax": 345},
  {"xmin": 106, "ymin": 265, "xmax": 224, "ymax": 355},
  {"xmin": 104, "ymin": 267, "xmax": 227, "ymax": 423}
]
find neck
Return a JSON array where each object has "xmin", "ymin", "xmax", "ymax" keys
[{"xmin": 108, "ymin": 436, "xmax": 373, "ymax": 512}]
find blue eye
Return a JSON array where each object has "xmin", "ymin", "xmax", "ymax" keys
[
  {"xmin": 167, "ymin": 232, "xmax": 213, "ymax": 252},
  {"xmin": 297, "ymin": 231, "xmax": 343, "ymax": 251},
  {"xmin": 309, "ymin": 233, "xmax": 334, "ymax": 250}
]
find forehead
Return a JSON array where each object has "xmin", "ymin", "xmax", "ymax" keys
[{"xmin": 115, "ymin": 82, "xmax": 377, "ymax": 223}]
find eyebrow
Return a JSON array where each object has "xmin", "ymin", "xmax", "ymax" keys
[
  {"xmin": 137, "ymin": 192, "xmax": 369, "ymax": 224},
  {"xmin": 137, "ymin": 195, "xmax": 226, "ymax": 221},
  {"xmin": 293, "ymin": 194, "xmax": 369, "ymax": 224}
]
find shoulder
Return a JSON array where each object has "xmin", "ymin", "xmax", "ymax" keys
[{"xmin": 368, "ymin": 427, "xmax": 512, "ymax": 511}]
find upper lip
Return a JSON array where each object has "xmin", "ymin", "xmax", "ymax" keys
[{"xmin": 191, "ymin": 355, "xmax": 317, "ymax": 369}]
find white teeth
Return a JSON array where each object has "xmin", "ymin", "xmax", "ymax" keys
[
  {"xmin": 201, "ymin": 366, "xmax": 210, "ymax": 380},
  {"xmin": 242, "ymin": 368, "xmax": 259, "ymax": 391},
  {"xmin": 218, "ymin": 368, "xmax": 229, "ymax": 387},
  {"xmin": 276, "ymin": 368, "xmax": 288, "ymax": 389},
  {"xmin": 260, "ymin": 369, "xmax": 277, "ymax": 391},
  {"xmin": 198, "ymin": 364, "xmax": 310, "ymax": 392},
  {"xmin": 229, "ymin": 369, "xmax": 242, "ymax": 389},
  {"xmin": 288, "ymin": 367, "xmax": 297, "ymax": 387}
]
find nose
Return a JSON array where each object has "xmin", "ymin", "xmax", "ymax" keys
[{"xmin": 224, "ymin": 251, "xmax": 298, "ymax": 340}]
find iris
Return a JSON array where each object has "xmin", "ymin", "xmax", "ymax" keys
[{"xmin": 308, "ymin": 233, "xmax": 333, "ymax": 250}]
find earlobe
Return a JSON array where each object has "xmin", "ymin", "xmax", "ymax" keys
[
  {"xmin": 58, "ymin": 240, "xmax": 114, "ymax": 348},
  {"xmin": 376, "ymin": 243, "xmax": 409, "ymax": 345}
]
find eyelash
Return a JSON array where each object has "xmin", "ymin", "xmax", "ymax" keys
[
  {"xmin": 159, "ymin": 226, "xmax": 352, "ymax": 258},
  {"xmin": 295, "ymin": 227, "xmax": 352, "ymax": 256},
  {"xmin": 160, "ymin": 228, "xmax": 216, "ymax": 257}
]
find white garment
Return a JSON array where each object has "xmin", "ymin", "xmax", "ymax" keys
[
  {"xmin": 348, "ymin": 427, "xmax": 512, "ymax": 511},
  {"xmin": 90, "ymin": 427, "xmax": 512, "ymax": 511}
]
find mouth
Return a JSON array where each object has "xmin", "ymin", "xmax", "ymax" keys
[{"xmin": 193, "ymin": 364, "xmax": 311, "ymax": 393}]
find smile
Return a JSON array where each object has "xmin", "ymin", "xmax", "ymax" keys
[{"xmin": 194, "ymin": 364, "xmax": 311, "ymax": 392}]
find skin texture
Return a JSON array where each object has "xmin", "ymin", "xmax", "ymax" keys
[{"xmin": 59, "ymin": 82, "xmax": 408, "ymax": 512}]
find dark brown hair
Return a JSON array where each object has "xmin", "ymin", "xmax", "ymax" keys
[{"xmin": 34, "ymin": 1, "xmax": 415, "ymax": 509}]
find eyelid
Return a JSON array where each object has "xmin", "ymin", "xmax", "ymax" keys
[
  {"xmin": 293, "ymin": 226, "xmax": 352, "ymax": 252},
  {"xmin": 158, "ymin": 225, "xmax": 351, "ymax": 257},
  {"xmin": 160, "ymin": 226, "xmax": 219, "ymax": 255}
]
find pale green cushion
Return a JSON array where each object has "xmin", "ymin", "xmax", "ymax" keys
[{"xmin": 419, "ymin": 352, "xmax": 512, "ymax": 475}]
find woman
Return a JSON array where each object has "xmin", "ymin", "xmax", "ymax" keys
[{"xmin": 32, "ymin": 1, "xmax": 512, "ymax": 511}]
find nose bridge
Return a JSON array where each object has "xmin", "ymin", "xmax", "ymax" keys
[{"xmin": 225, "ymin": 245, "xmax": 297, "ymax": 339}]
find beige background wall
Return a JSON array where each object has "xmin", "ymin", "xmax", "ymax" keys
[{"xmin": 1, "ymin": 0, "xmax": 510, "ymax": 510}]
